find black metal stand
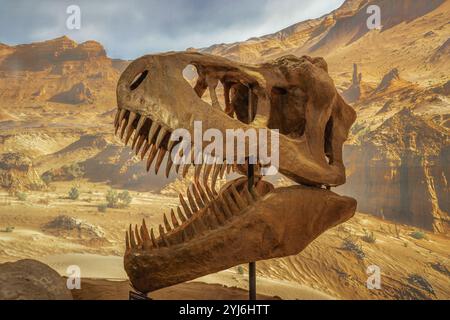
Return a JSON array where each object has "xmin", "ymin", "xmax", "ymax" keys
[{"xmin": 248, "ymin": 160, "xmax": 256, "ymax": 300}]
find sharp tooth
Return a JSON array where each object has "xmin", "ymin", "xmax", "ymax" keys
[
  {"xmin": 194, "ymin": 164, "xmax": 202, "ymax": 182},
  {"xmin": 141, "ymin": 142, "xmax": 151, "ymax": 160},
  {"xmin": 124, "ymin": 127, "xmax": 135, "ymax": 146},
  {"xmin": 148, "ymin": 122, "xmax": 160, "ymax": 144},
  {"xmin": 226, "ymin": 164, "xmax": 233, "ymax": 174},
  {"xmin": 196, "ymin": 182, "xmax": 211, "ymax": 204},
  {"xmin": 212, "ymin": 201, "xmax": 226, "ymax": 225},
  {"xmin": 211, "ymin": 164, "xmax": 221, "ymax": 192},
  {"xmin": 124, "ymin": 112, "xmax": 137, "ymax": 145},
  {"xmin": 120, "ymin": 116, "xmax": 129, "ymax": 139},
  {"xmin": 224, "ymin": 190, "xmax": 240, "ymax": 215},
  {"xmin": 114, "ymin": 109, "xmax": 120, "ymax": 127},
  {"xmin": 159, "ymin": 224, "xmax": 170, "ymax": 247},
  {"xmin": 135, "ymin": 135, "xmax": 146, "ymax": 155},
  {"xmin": 218, "ymin": 195, "xmax": 233, "ymax": 219},
  {"xmin": 182, "ymin": 162, "xmax": 191, "ymax": 178},
  {"xmin": 167, "ymin": 135, "xmax": 178, "ymax": 153},
  {"xmin": 135, "ymin": 115, "xmax": 147, "ymax": 135},
  {"xmin": 182, "ymin": 148, "xmax": 194, "ymax": 178},
  {"xmin": 174, "ymin": 147, "xmax": 185, "ymax": 174},
  {"xmin": 242, "ymin": 186, "xmax": 255, "ymax": 205},
  {"xmin": 231, "ymin": 184, "xmax": 246, "ymax": 210},
  {"xmin": 134, "ymin": 224, "xmax": 142, "ymax": 246},
  {"xmin": 140, "ymin": 219, "xmax": 152, "ymax": 250},
  {"xmin": 125, "ymin": 230, "xmax": 130, "ymax": 250},
  {"xmin": 163, "ymin": 213, "xmax": 172, "ymax": 232},
  {"xmin": 129, "ymin": 224, "xmax": 137, "ymax": 248},
  {"xmin": 203, "ymin": 163, "xmax": 213, "ymax": 187},
  {"xmin": 154, "ymin": 148, "xmax": 167, "ymax": 175},
  {"xmin": 165, "ymin": 154, "xmax": 174, "ymax": 178},
  {"xmin": 179, "ymin": 194, "xmax": 193, "ymax": 218},
  {"xmin": 170, "ymin": 209, "xmax": 180, "ymax": 228},
  {"xmin": 186, "ymin": 187, "xmax": 199, "ymax": 213},
  {"xmin": 177, "ymin": 206, "xmax": 187, "ymax": 223},
  {"xmin": 150, "ymin": 228, "xmax": 158, "ymax": 248},
  {"xmin": 220, "ymin": 161, "xmax": 227, "ymax": 179},
  {"xmin": 191, "ymin": 184, "xmax": 204, "ymax": 209},
  {"xmin": 155, "ymin": 127, "xmax": 169, "ymax": 149},
  {"xmin": 132, "ymin": 116, "xmax": 147, "ymax": 148},
  {"xmin": 146, "ymin": 144, "xmax": 158, "ymax": 172},
  {"xmin": 115, "ymin": 109, "xmax": 126, "ymax": 134}
]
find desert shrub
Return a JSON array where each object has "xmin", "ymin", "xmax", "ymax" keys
[
  {"xmin": 342, "ymin": 237, "xmax": 365, "ymax": 260},
  {"xmin": 106, "ymin": 189, "xmax": 119, "ymax": 208},
  {"xmin": 118, "ymin": 191, "xmax": 132, "ymax": 207},
  {"xmin": 430, "ymin": 262, "xmax": 450, "ymax": 277},
  {"xmin": 97, "ymin": 203, "xmax": 108, "ymax": 213},
  {"xmin": 0, "ymin": 226, "xmax": 15, "ymax": 233},
  {"xmin": 362, "ymin": 229, "xmax": 376, "ymax": 244},
  {"xmin": 106, "ymin": 189, "xmax": 132, "ymax": 208},
  {"xmin": 68, "ymin": 187, "xmax": 80, "ymax": 200},
  {"xmin": 16, "ymin": 192, "xmax": 27, "ymax": 201},
  {"xmin": 407, "ymin": 274, "xmax": 435, "ymax": 295},
  {"xmin": 237, "ymin": 266, "xmax": 244, "ymax": 275},
  {"xmin": 410, "ymin": 231, "xmax": 426, "ymax": 240}
]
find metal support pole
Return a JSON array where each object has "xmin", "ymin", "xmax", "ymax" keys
[{"xmin": 246, "ymin": 85, "xmax": 257, "ymax": 300}]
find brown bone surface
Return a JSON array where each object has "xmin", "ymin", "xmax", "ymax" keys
[{"xmin": 114, "ymin": 51, "xmax": 357, "ymax": 293}]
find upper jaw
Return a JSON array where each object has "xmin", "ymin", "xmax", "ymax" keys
[{"xmin": 116, "ymin": 52, "xmax": 355, "ymax": 187}]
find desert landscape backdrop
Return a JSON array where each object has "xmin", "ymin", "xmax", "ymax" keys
[{"xmin": 0, "ymin": 0, "xmax": 448, "ymax": 300}]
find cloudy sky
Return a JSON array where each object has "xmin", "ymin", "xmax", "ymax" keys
[{"xmin": 0, "ymin": 0, "xmax": 345, "ymax": 59}]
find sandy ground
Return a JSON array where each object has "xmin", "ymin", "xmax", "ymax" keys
[
  {"xmin": 0, "ymin": 182, "xmax": 448, "ymax": 300},
  {"xmin": 39, "ymin": 253, "xmax": 330, "ymax": 300}
]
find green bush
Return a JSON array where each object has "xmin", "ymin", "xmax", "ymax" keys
[
  {"xmin": 118, "ymin": 191, "xmax": 132, "ymax": 207},
  {"xmin": 106, "ymin": 189, "xmax": 119, "ymax": 208},
  {"xmin": 106, "ymin": 189, "xmax": 132, "ymax": 208},
  {"xmin": 17, "ymin": 192, "xmax": 27, "ymax": 201},
  {"xmin": 410, "ymin": 231, "xmax": 426, "ymax": 240},
  {"xmin": 68, "ymin": 187, "xmax": 80, "ymax": 200},
  {"xmin": 97, "ymin": 203, "xmax": 108, "ymax": 213},
  {"xmin": 342, "ymin": 237, "xmax": 365, "ymax": 260},
  {"xmin": 237, "ymin": 266, "xmax": 244, "ymax": 275}
]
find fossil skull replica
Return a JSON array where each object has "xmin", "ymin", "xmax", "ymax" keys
[{"xmin": 114, "ymin": 52, "xmax": 357, "ymax": 294}]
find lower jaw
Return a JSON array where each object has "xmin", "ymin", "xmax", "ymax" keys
[{"xmin": 125, "ymin": 185, "xmax": 356, "ymax": 294}]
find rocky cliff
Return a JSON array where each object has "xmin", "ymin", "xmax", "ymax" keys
[{"xmin": 341, "ymin": 109, "xmax": 449, "ymax": 233}]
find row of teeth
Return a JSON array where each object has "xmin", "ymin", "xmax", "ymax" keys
[
  {"xmin": 114, "ymin": 108, "xmax": 242, "ymax": 194},
  {"xmin": 115, "ymin": 107, "xmax": 263, "ymax": 251},
  {"xmin": 125, "ymin": 180, "xmax": 262, "ymax": 251}
]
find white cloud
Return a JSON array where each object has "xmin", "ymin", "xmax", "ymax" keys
[{"xmin": 0, "ymin": 0, "xmax": 345, "ymax": 59}]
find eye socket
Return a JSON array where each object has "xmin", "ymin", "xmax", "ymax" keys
[{"xmin": 130, "ymin": 70, "xmax": 149, "ymax": 91}]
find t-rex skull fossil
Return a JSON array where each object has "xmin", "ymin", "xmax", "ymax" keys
[{"xmin": 114, "ymin": 52, "xmax": 357, "ymax": 294}]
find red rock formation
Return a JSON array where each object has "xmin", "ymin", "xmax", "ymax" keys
[{"xmin": 341, "ymin": 109, "xmax": 449, "ymax": 233}]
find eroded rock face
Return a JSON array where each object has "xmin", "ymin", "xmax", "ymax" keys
[
  {"xmin": 0, "ymin": 259, "xmax": 72, "ymax": 300},
  {"xmin": 43, "ymin": 215, "xmax": 107, "ymax": 245},
  {"xmin": 49, "ymin": 82, "xmax": 93, "ymax": 104},
  {"xmin": 340, "ymin": 109, "xmax": 449, "ymax": 233},
  {"xmin": 0, "ymin": 152, "xmax": 45, "ymax": 191}
]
